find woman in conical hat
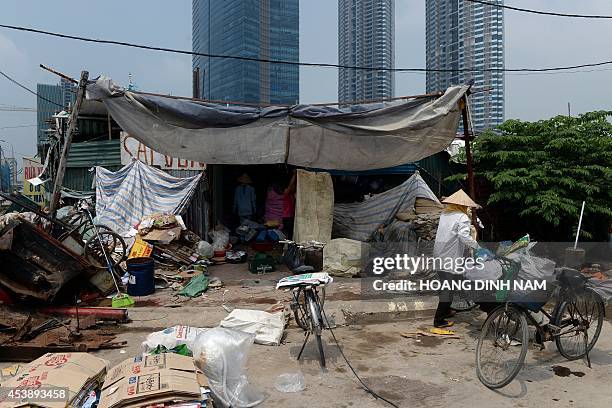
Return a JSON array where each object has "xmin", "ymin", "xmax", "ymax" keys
[{"xmin": 432, "ymin": 189, "xmax": 480, "ymax": 328}]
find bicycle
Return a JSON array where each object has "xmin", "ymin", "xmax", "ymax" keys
[
  {"xmin": 475, "ymin": 267, "xmax": 605, "ymax": 389},
  {"xmin": 277, "ymin": 240, "xmax": 330, "ymax": 368},
  {"xmin": 58, "ymin": 198, "xmax": 127, "ymax": 269}
]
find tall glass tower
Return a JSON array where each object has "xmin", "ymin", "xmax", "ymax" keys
[
  {"xmin": 36, "ymin": 78, "xmax": 76, "ymax": 146},
  {"xmin": 192, "ymin": 0, "xmax": 299, "ymax": 105},
  {"xmin": 426, "ymin": 0, "xmax": 504, "ymax": 131},
  {"xmin": 338, "ymin": 0, "xmax": 395, "ymax": 103}
]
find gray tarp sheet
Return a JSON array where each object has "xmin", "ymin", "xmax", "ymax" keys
[
  {"xmin": 87, "ymin": 77, "xmax": 469, "ymax": 171},
  {"xmin": 333, "ymin": 172, "xmax": 440, "ymax": 241}
]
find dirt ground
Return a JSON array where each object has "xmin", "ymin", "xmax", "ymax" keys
[
  {"xmin": 2, "ymin": 262, "xmax": 610, "ymax": 407},
  {"xmin": 92, "ymin": 308, "xmax": 612, "ymax": 408},
  {"xmin": 86, "ymin": 260, "xmax": 612, "ymax": 408}
]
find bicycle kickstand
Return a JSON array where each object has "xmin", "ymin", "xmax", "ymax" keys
[
  {"xmin": 584, "ymin": 331, "xmax": 591, "ymax": 369},
  {"xmin": 297, "ymin": 331, "xmax": 311, "ymax": 361}
]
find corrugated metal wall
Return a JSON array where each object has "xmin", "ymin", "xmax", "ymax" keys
[
  {"xmin": 166, "ymin": 169, "xmax": 209, "ymax": 239},
  {"xmin": 65, "ymin": 140, "xmax": 122, "ymax": 192},
  {"xmin": 416, "ymin": 152, "xmax": 461, "ymax": 197}
]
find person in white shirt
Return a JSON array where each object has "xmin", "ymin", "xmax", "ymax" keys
[{"xmin": 433, "ymin": 189, "xmax": 480, "ymax": 328}]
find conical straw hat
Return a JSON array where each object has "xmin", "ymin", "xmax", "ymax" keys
[
  {"xmin": 441, "ymin": 189, "xmax": 480, "ymax": 208},
  {"xmin": 237, "ymin": 173, "xmax": 253, "ymax": 184}
]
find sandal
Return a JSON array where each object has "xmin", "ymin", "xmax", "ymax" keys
[{"xmin": 434, "ymin": 320, "xmax": 455, "ymax": 328}]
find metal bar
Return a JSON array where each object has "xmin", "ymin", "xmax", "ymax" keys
[
  {"xmin": 39, "ymin": 64, "xmax": 78, "ymax": 84},
  {"xmin": 40, "ymin": 306, "xmax": 128, "ymax": 321},
  {"xmin": 49, "ymin": 71, "xmax": 88, "ymax": 217}
]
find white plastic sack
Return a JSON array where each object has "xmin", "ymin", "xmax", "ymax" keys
[
  {"xmin": 323, "ymin": 238, "xmax": 370, "ymax": 278},
  {"xmin": 192, "ymin": 327, "xmax": 265, "ymax": 408},
  {"xmin": 219, "ymin": 309, "xmax": 285, "ymax": 346},
  {"xmin": 464, "ymin": 259, "xmax": 503, "ymax": 282},
  {"xmin": 141, "ymin": 325, "xmax": 208, "ymax": 353},
  {"xmin": 197, "ymin": 240, "xmax": 214, "ymax": 258}
]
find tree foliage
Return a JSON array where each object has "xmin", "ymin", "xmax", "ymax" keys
[{"xmin": 460, "ymin": 111, "xmax": 612, "ymax": 241}]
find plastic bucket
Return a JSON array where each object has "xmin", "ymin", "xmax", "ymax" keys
[{"xmin": 127, "ymin": 257, "xmax": 155, "ymax": 296}]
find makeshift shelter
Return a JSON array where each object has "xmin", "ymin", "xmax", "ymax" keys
[
  {"xmin": 95, "ymin": 160, "xmax": 202, "ymax": 236},
  {"xmin": 86, "ymin": 77, "xmax": 470, "ymax": 171}
]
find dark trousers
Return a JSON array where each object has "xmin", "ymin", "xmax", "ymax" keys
[
  {"xmin": 283, "ymin": 217, "xmax": 294, "ymax": 239},
  {"xmin": 434, "ymin": 271, "xmax": 456, "ymax": 325}
]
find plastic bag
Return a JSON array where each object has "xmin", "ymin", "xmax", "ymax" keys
[
  {"xmin": 192, "ymin": 328, "xmax": 265, "ymax": 408},
  {"xmin": 141, "ymin": 325, "xmax": 208, "ymax": 354},
  {"xmin": 274, "ymin": 372, "xmax": 305, "ymax": 393},
  {"xmin": 219, "ymin": 309, "xmax": 285, "ymax": 346},
  {"xmin": 210, "ymin": 227, "xmax": 230, "ymax": 251},
  {"xmin": 197, "ymin": 241, "xmax": 214, "ymax": 258}
]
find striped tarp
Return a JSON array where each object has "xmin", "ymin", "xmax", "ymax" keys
[
  {"xmin": 333, "ymin": 172, "xmax": 439, "ymax": 242},
  {"xmin": 94, "ymin": 160, "xmax": 202, "ymax": 236}
]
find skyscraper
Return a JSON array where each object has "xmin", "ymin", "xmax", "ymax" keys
[
  {"xmin": 36, "ymin": 78, "xmax": 76, "ymax": 146},
  {"xmin": 426, "ymin": 0, "xmax": 504, "ymax": 131},
  {"xmin": 192, "ymin": 0, "xmax": 299, "ymax": 105},
  {"xmin": 338, "ymin": 0, "xmax": 395, "ymax": 103}
]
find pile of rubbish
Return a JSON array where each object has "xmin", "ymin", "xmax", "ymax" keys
[
  {"xmin": 394, "ymin": 197, "xmax": 444, "ymax": 241},
  {"xmin": 0, "ymin": 325, "xmax": 275, "ymax": 407},
  {"xmin": 0, "ymin": 306, "xmax": 128, "ymax": 362}
]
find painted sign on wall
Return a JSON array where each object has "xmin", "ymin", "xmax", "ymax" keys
[
  {"xmin": 120, "ymin": 132, "xmax": 205, "ymax": 170},
  {"xmin": 22, "ymin": 157, "xmax": 46, "ymax": 207}
]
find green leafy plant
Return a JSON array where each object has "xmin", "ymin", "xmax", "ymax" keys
[{"xmin": 450, "ymin": 111, "xmax": 612, "ymax": 241}]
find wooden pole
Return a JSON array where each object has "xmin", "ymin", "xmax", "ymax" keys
[
  {"xmin": 49, "ymin": 71, "xmax": 89, "ymax": 217},
  {"xmin": 107, "ymin": 113, "xmax": 112, "ymax": 140},
  {"xmin": 460, "ymin": 96, "xmax": 476, "ymax": 200}
]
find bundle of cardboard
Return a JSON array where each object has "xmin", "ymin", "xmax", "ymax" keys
[
  {"xmin": 0, "ymin": 353, "xmax": 107, "ymax": 408},
  {"xmin": 98, "ymin": 354, "xmax": 208, "ymax": 408},
  {"xmin": 395, "ymin": 198, "xmax": 443, "ymax": 241}
]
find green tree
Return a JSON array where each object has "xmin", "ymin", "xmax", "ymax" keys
[{"xmin": 458, "ymin": 111, "xmax": 612, "ymax": 241}]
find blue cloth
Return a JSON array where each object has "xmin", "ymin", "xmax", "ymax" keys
[
  {"xmin": 95, "ymin": 160, "xmax": 201, "ymax": 236},
  {"xmin": 234, "ymin": 185, "xmax": 256, "ymax": 217}
]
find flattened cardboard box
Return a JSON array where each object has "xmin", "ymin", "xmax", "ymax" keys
[
  {"xmin": 98, "ymin": 369, "xmax": 200, "ymax": 408},
  {"xmin": 102, "ymin": 354, "xmax": 196, "ymax": 391},
  {"xmin": 0, "ymin": 353, "xmax": 107, "ymax": 408},
  {"xmin": 99, "ymin": 354, "xmax": 200, "ymax": 408}
]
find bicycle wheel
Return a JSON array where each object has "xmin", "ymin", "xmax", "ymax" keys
[
  {"xmin": 292, "ymin": 289, "xmax": 310, "ymax": 331},
  {"xmin": 554, "ymin": 288, "xmax": 604, "ymax": 360},
  {"xmin": 306, "ymin": 291, "xmax": 326, "ymax": 368},
  {"xmin": 476, "ymin": 305, "xmax": 529, "ymax": 388},
  {"xmin": 85, "ymin": 230, "xmax": 127, "ymax": 269}
]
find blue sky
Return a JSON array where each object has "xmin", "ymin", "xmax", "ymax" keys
[{"xmin": 1, "ymin": 0, "xmax": 612, "ymax": 163}]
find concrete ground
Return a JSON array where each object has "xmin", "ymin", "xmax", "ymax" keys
[{"xmin": 86, "ymin": 263, "xmax": 612, "ymax": 408}]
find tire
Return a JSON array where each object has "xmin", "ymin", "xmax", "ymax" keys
[
  {"xmin": 306, "ymin": 291, "xmax": 326, "ymax": 368},
  {"xmin": 85, "ymin": 229, "xmax": 127, "ymax": 269},
  {"xmin": 292, "ymin": 290, "xmax": 310, "ymax": 331},
  {"xmin": 476, "ymin": 305, "xmax": 529, "ymax": 389},
  {"xmin": 554, "ymin": 288, "xmax": 604, "ymax": 360}
]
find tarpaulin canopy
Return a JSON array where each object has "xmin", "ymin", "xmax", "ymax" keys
[
  {"xmin": 94, "ymin": 160, "xmax": 201, "ymax": 236},
  {"xmin": 333, "ymin": 172, "xmax": 440, "ymax": 241},
  {"xmin": 87, "ymin": 77, "xmax": 469, "ymax": 171}
]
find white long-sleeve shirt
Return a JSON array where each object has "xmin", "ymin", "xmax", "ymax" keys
[{"xmin": 433, "ymin": 211, "xmax": 479, "ymax": 275}]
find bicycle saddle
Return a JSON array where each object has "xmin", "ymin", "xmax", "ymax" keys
[
  {"xmin": 556, "ymin": 267, "xmax": 588, "ymax": 289},
  {"xmin": 293, "ymin": 265, "xmax": 314, "ymax": 274}
]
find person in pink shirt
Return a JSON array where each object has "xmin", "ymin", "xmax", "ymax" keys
[{"xmin": 282, "ymin": 172, "xmax": 297, "ymax": 238}]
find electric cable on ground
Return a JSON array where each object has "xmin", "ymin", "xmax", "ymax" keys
[{"xmin": 321, "ymin": 307, "xmax": 400, "ymax": 408}]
